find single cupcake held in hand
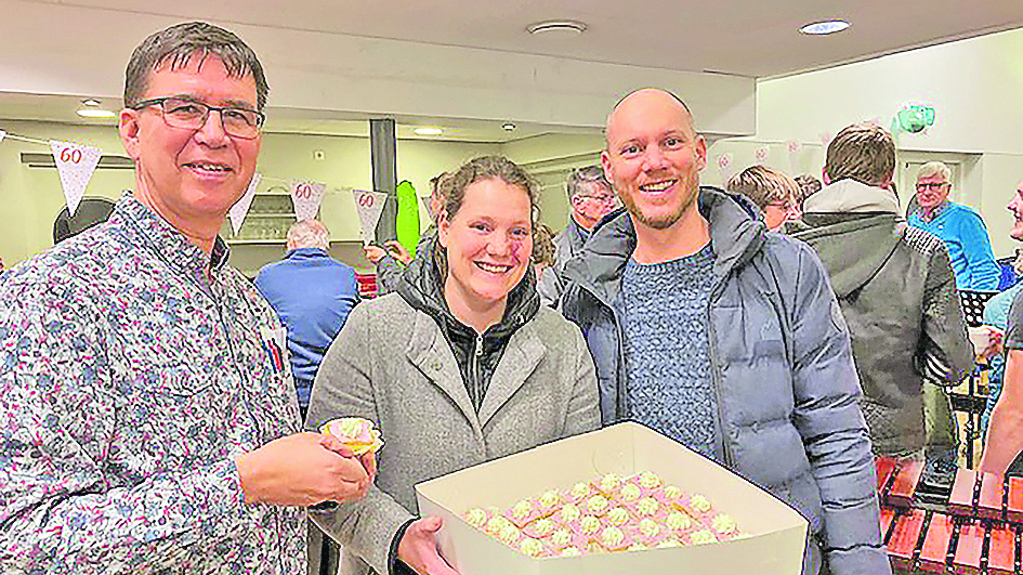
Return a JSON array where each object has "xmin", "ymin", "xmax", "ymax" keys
[{"xmin": 319, "ymin": 417, "xmax": 384, "ymax": 456}]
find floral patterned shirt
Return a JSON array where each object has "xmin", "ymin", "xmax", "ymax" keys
[{"xmin": 0, "ymin": 194, "xmax": 306, "ymax": 574}]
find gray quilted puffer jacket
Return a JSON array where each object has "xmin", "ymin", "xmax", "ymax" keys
[{"xmin": 561, "ymin": 187, "xmax": 890, "ymax": 575}]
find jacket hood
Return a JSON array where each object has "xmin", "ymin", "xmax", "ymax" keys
[
  {"xmin": 803, "ymin": 179, "xmax": 900, "ymax": 214},
  {"xmin": 562, "ymin": 187, "xmax": 767, "ymax": 305},
  {"xmin": 396, "ymin": 235, "xmax": 540, "ymax": 338},
  {"xmin": 792, "ymin": 180, "xmax": 904, "ymax": 298}
]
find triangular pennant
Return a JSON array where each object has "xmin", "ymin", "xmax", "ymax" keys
[
  {"xmin": 50, "ymin": 140, "xmax": 102, "ymax": 217},
  {"xmin": 352, "ymin": 190, "xmax": 389, "ymax": 244},
  {"xmin": 229, "ymin": 172, "xmax": 262, "ymax": 236},
  {"xmin": 289, "ymin": 180, "xmax": 327, "ymax": 222}
]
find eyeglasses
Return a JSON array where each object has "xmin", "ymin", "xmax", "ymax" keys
[
  {"xmin": 766, "ymin": 200, "xmax": 801, "ymax": 216},
  {"xmin": 579, "ymin": 194, "xmax": 618, "ymax": 205},
  {"xmin": 916, "ymin": 182, "xmax": 949, "ymax": 192},
  {"xmin": 129, "ymin": 97, "xmax": 265, "ymax": 139}
]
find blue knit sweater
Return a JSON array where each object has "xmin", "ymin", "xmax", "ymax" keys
[{"xmin": 617, "ymin": 244, "xmax": 720, "ymax": 459}]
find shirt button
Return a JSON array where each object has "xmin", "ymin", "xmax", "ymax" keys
[{"xmin": 432, "ymin": 362, "xmax": 442, "ymax": 371}]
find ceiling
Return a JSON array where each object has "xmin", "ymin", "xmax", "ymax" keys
[
  {"xmin": 3, "ymin": 0, "xmax": 1023, "ymax": 142},
  {"xmin": 22, "ymin": 0, "xmax": 1023, "ymax": 78}
]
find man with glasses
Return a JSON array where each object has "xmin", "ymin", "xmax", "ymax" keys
[
  {"xmin": 537, "ymin": 165, "xmax": 618, "ymax": 306},
  {"xmin": 908, "ymin": 161, "xmax": 999, "ymax": 290},
  {"xmin": 908, "ymin": 161, "xmax": 1000, "ymax": 481},
  {"xmin": 0, "ymin": 22, "xmax": 373, "ymax": 573},
  {"xmin": 725, "ymin": 164, "xmax": 802, "ymax": 231}
]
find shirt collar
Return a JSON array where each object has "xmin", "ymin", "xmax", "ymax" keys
[
  {"xmin": 911, "ymin": 199, "xmax": 949, "ymax": 222},
  {"xmin": 112, "ymin": 192, "xmax": 231, "ymax": 281},
  {"xmin": 285, "ymin": 247, "xmax": 329, "ymax": 260}
]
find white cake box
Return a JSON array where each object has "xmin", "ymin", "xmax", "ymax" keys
[{"xmin": 415, "ymin": 422, "xmax": 808, "ymax": 575}]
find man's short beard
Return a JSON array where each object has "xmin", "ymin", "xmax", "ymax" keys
[{"xmin": 620, "ymin": 175, "xmax": 699, "ymax": 230}]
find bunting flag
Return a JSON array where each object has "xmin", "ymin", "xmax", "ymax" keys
[
  {"xmin": 228, "ymin": 172, "xmax": 262, "ymax": 235},
  {"xmin": 786, "ymin": 140, "xmax": 803, "ymax": 172},
  {"xmin": 289, "ymin": 180, "xmax": 327, "ymax": 222},
  {"xmin": 49, "ymin": 140, "xmax": 102, "ymax": 217},
  {"xmin": 715, "ymin": 153, "xmax": 735, "ymax": 182},
  {"xmin": 352, "ymin": 190, "xmax": 389, "ymax": 244}
]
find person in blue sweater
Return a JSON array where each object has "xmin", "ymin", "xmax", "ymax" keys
[
  {"xmin": 256, "ymin": 219, "xmax": 360, "ymax": 416},
  {"xmin": 908, "ymin": 161, "xmax": 1000, "ymax": 291}
]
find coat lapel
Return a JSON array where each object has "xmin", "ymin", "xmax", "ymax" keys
[
  {"xmin": 405, "ymin": 311, "xmax": 479, "ymax": 428},
  {"xmin": 478, "ymin": 324, "xmax": 545, "ymax": 428}
]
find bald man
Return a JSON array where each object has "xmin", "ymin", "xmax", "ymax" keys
[{"xmin": 561, "ymin": 89, "xmax": 889, "ymax": 575}]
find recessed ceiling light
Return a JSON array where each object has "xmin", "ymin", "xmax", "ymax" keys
[
  {"xmin": 76, "ymin": 109, "xmax": 116, "ymax": 118},
  {"xmin": 81, "ymin": 98, "xmax": 102, "ymax": 107},
  {"xmin": 413, "ymin": 127, "xmax": 443, "ymax": 136},
  {"xmin": 799, "ymin": 20, "xmax": 850, "ymax": 35},
  {"xmin": 502, "ymin": 123, "xmax": 516, "ymax": 131},
  {"xmin": 527, "ymin": 20, "xmax": 587, "ymax": 37}
]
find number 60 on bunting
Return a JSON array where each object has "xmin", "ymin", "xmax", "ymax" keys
[{"xmin": 49, "ymin": 140, "xmax": 102, "ymax": 217}]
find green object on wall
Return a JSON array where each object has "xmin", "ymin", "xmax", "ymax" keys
[{"xmin": 395, "ymin": 180, "xmax": 421, "ymax": 257}]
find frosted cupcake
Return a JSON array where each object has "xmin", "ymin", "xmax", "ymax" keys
[
  {"xmin": 656, "ymin": 483, "xmax": 686, "ymax": 510},
  {"xmin": 593, "ymin": 473, "xmax": 624, "ymax": 498},
  {"xmin": 625, "ymin": 495, "xmax": 667, "ymax": 523},
  {"xmin": 318, "ymin": 417, "xmax": 383, "ymax": 455},
  {"xmin": 680, "ymin": 493, "xmax": 715, "ymax": 523},
  {"xmin": 629, "ymin": 518, "xmax": 670, "ymax": 547},
  {"xmin": 504, "ymin": 498, "xmax": 544, "ymax": 528},
  {"xmin": 543, "ymin": 527, "xmax": 588, "ymax": 552},
  {"xmin": 686, "ymin": 528, "xmax": 718, "ymax": 546},
  {"xmin": 497, "ymin": 523, "xmax": 523, "ymax": 547},
  {"xmin": 598, "ymin": 525, "xmax": 632, "ymax": 552},
  {"xmin": 562, "ymin": 481, "xmax": 595, "ymax": 504},
  {"xmin": 485, "ymin": 515, "xmax": 513, "ymax": 537},
  {"xmin": 518, "ymin": 536, "xmax": 548, "ymax": 558},
  {"xmin": 615, "ymin": 482, "xmax": 643, "ymax": 505},
  {"xmin": 665, "ymin": 510, "xmax": 696, "ymax": 538},
  {"xmin": 585, "ymin": 494, "xmax": 612, "ymax": 517},
  {"xmin": 462, "ymin": 507, "xmax": 490, "ymax": 530},
  {"xmin": 709, "ymin": 513, "xmax": 740, "ymax": 540},
  {"xmin": 523, "ymin": 517, "xmax": 557, "ymax": 539},
  {"xmin": 566, "ymin": 515, "xmax": 603, "ymax": 538},
  {"xmin": 536, "ymin": 490, "xmax": 562, "ymax": 516},
  {"xmin": 552, "ymin": 502, "xmax": 582, "ymax": 526},
  {"xmin": 603, "ymin": 506, "xmax": 631, "ymax": 528}
]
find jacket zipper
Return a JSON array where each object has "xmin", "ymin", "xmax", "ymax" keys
[
  {"xmin": 705, "ymin": 279, "xmax": 734, "ymax": 469},
  {"xmin": 472, "ymin": 333, "xmax": 484, "ymax": 408}
]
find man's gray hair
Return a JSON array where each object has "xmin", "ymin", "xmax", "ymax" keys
[
  {"xmin": 125, "ymin": 21, "xmax": 270, "ymax": 110},
  {"xmin": 287, "ymin": 220, "xmax": 330, "ymax": 249},
  {"xmin": 917, "ymin": 161, "xmax": 953, "ymax": 184},
  {"xmin": 566, "ymin": 165, "xmax": 612, "ymax": 200}
]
